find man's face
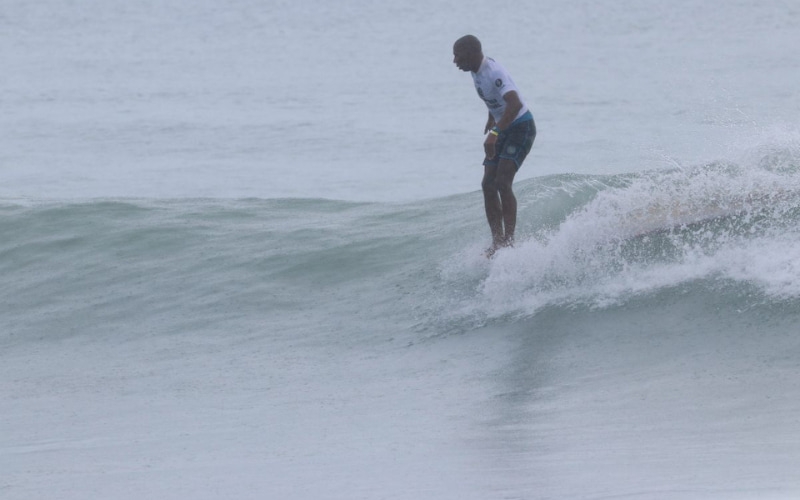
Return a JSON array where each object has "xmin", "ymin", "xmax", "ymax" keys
[{"xmin": 453, "ymin": 45, "xmax": 476, "ymax": 72}]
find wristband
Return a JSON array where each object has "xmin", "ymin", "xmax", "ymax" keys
[{"xmin": 488, "ymin": 129, "xmax": 499, "ymax": 137}]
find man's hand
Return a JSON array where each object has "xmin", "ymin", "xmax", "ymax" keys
[{"xmin": 484, "ymin": 132, "xmax": 498, "ymax": 159}]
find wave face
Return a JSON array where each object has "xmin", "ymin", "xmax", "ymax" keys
[
  {"xmin": 5, "ymin": 145, "xmax": 800, "ymax": 499},
  {"xmin": 7, "ymin": 148, "xmax": 800, "ymax": 342}
]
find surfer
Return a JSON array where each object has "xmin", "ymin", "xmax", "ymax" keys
[{"xmin": 453, "ymin": 35, "xmax": 536, "ymax": 257}]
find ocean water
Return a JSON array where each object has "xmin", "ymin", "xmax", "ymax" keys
[{"xmin": 3, "ymin": 1, "xmax": 800, "ymax": 499}]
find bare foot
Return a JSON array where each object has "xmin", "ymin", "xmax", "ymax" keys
[{"xmin": 484, "ymin": 238, "xmax": 515, "ymax": 259}]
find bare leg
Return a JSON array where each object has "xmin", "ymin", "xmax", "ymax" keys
[
  {"xmin": 495, "ymin": 159, "xmax": 518, "ymax": 246},
  {"xmin": 482, "ymin": 164, "xmax": 504, "ymax": 248}
]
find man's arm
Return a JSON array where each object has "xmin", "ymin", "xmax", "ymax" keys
[
  {"xmin": 483, "ymin": 91, "xmax": 522, "ymax": 158},
  {"xmin": 494, "ymin": 91, "xmax": 522, "ymax": 132},
  {"xmin": 484, "ymin": 112, "xmax": 496, "ymax": 134}
]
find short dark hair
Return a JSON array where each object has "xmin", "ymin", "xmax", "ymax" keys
[{"xmin": 454, "ymin": 35, "xmax": 482, "ymax": 54}]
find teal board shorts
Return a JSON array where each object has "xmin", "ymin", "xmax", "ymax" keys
[{"xmin": 484, "ymin": 111, "xmax": 536, "ymax": 171}]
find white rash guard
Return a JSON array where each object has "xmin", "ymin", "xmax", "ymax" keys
[{"xmin": 471, "ymin": 57, "xmax": 529, "ymax": 124}]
